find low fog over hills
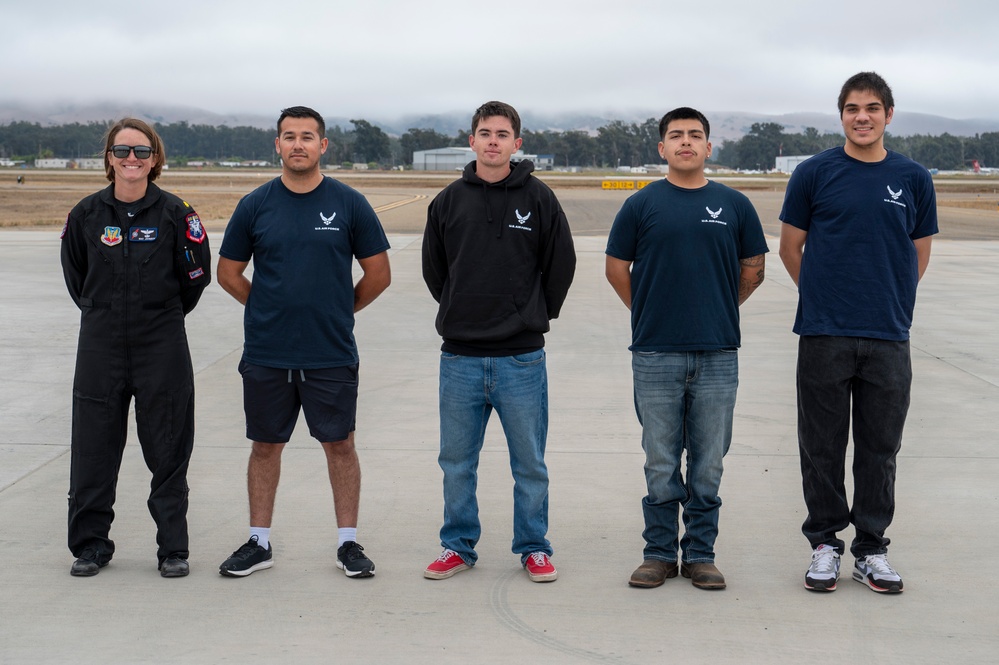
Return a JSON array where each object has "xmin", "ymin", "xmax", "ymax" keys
[{"xmin": 2, "ymin": 102, "xmax": 998, "ymax": 144}]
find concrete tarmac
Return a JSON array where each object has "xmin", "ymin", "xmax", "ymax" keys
[{"xmin": 1, "ymin": 219, "xmax": 997, "ymax": 662}]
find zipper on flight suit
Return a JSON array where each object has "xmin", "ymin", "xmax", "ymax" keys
[{"xmin": 113, "ymin": 205, "xmax": 131, "ymax": 382}]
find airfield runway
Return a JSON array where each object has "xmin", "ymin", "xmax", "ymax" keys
[{"xmin": 1, "ymin": 176, "xmax": 998, "ymax": 663}]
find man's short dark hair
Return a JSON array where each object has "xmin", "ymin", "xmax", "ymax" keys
[
  {"xmin": 658, "ymin": 107, "xmax": 710, "ymax": 141},
  {"xmin": 277, "ymin": 106, "xmax": 326, "ymax": 138},
  {"xmin": 471, "ymin": 101, "xmax": 521, "ymax": 139},
  {"xmin": 837, "ymin": 72, "xmax": 894, "ymax": 115}
]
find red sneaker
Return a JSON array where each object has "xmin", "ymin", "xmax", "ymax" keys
[
  {"xmin": 524, "ymin": 552, "xmax": 558, "ymax": 582},
  {"xmin": 424, "ymin": 549, "xmax": 470, "ymax": 580}
]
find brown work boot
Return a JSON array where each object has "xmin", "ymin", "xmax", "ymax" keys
[
  {"xmin": 628, "ymin": 559, "xmax": 679, "ymax": 588},
  {"xmin": 681, "ymin": 562, "xmax": 726, "ymax": 590}
]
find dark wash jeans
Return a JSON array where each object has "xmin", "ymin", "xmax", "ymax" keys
[{"xmin": 796, "ymin": 335, "xmax": 912, "ymax": 559}]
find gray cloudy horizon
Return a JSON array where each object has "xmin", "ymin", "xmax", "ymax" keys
[{"xmin": 4, "ymin": 0, "xmax": 998, "ymax": 122}]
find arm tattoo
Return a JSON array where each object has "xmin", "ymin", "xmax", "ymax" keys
[{"xmin": 738, "ymin": 254, "xmax": 765, "ymax": 301}]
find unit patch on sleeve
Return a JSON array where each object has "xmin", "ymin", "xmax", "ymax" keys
[
  {"xmin": 129, "ymin": 226, "xmax": 158, "ymax": 242},
  {"xmin": 185, "ymin": 212, "xmax": 206, "ymax": 244}
]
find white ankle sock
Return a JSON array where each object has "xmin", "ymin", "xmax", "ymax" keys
[
  {"xmin": 250, "ymin": 527, "xmax": 271, "ymax": 549},
  {"xmin": 338, "ymin": 527, "xmax": 357, "ymax": 548}
]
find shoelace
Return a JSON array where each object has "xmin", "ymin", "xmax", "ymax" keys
[
  {"xmin": 863, "ymin": 554, "xmax": 898, "ymax": 577},
  {"xmin": 234, "ymin": 537, "xmax": 262, "ymax": 557},
  {"xmin": 342, "ymin": 543, "xmax": 365, "ymax": 560},
  {"xmin": 436, "ymin": 549, "xmax": 459, "ymax": 562},
  {"xmin": 811, "ymin": 547, "xmax": 838, "ymax": 573},
  {"xmin": 528, "ymin": 552, "xmax": 549, "ymax": 567}
]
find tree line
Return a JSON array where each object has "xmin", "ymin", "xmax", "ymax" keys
[
  {"xmin": 716, "ymin": 122, "xmax": 999, "ymax": 172},
  {"xmin": 2, "ymin": 118, "xmax": 997, "ymax": 172}
]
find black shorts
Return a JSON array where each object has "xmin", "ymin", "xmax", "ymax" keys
[{"xmin": 238, "ymin": 360, "xmax": 358, "ymax": 443}]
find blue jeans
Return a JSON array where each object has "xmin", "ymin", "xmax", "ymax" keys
[
  {"xmin": 438, "ymin": 350, "xmax": 552, "ymax": 565},
  {"xmin": 796, "ymin": 336, "xmax": 911, "ymax": 558},
  {"xmin": 632, "ymin": 350, "xmax": 738, "ymax": 564}
]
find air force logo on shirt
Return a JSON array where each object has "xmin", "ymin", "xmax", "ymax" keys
[
  {"xmin": 702, "ymin": 206, "xmax": 727, "ymax": 225},
  {"xmin": 508, "ymin": 209, "xmax": 533, "ymax": 231},
  {"xmin": 884, "ymin": 185, "xmax": 907, "ymax": 208},
  {"xmin": 316, "ymin": 211, "xmax": 340, "ymax": 231}
]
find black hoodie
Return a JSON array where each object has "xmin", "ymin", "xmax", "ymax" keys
[{"xmin": 422, "ymin": 159, "xmax": 576, "ymax": 356}]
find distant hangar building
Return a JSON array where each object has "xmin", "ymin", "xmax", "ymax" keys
[
  {"xmin": 32, "ymin": 157, "xmax": 103, "ymax": 169},
  {"xmin": 774, "ymin": 155, "xmax": 814, "ymax": 174},
  {"xmin": 412, "ymin": 147, "xmax": 473, "ymax": 171},
  {"xmin": 412, "ymin": 146, "xmax": 539, "ymax": 171}
]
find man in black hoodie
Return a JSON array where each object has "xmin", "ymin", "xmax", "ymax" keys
[{"xmin": 422, "ymin": 101, "xmax": 576, "ymax": 582}]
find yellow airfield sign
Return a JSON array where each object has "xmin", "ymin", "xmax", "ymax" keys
[{"xmin": 601, "ymin": 180, "xmax": 650, "ymax": 190}]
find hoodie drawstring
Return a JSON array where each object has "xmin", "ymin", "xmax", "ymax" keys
[{"xmin": 480, "ymin": 182, "xmax": 511, "ymax": 239}]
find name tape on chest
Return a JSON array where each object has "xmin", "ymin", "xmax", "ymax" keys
[{"xmin": 129, "ymin": 226, "xmax": 158, "ymax": 242}]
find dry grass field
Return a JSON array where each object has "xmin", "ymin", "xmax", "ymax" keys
[
  {"xmin": 0, "ymin": 170, "xmax": 275, "ymax": 229},
  {"xmin": 2, "ymin": 169, "xmax": 997, "ymax": 239}
]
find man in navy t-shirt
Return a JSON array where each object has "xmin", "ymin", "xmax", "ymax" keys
[
  {"xmin": 606, "ymin": 107, "xmax": 768, "ymax": 591},
  {"xmin": 780, "ymin": 72, "xmax": 937, "ymax": 594},
  {"xmin": 216, "ymin": 106, "xmax": 391, "ymax": 579}
]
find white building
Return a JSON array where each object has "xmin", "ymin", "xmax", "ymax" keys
[
  {"xmin": 412, "ymin": 147, "xmax": 473, "ymax": 171},
  {"xmin": 412, "ymin": 146, "xmax": 538, "ymax": 171},
  {"xmin": 535, "ymin": 154, "xmax": 554, "ymax": 171},
  {"xmin": 775, "ymin": 155, "xmax": 814, "ymax": 174},
  {"xmin": 34, "ymin": 158, "xmax": 71, "ymax": 169}
]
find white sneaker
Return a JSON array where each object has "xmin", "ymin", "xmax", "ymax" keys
[
  {"xmin": 853, "ymin": 553, "xmax": 903, "ymax": 593},
  {"xmin": 804, "ymin": 544, "xmax": 841, "ymax": 592}
]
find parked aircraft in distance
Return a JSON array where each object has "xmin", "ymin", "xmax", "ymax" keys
[{"xmin": 970, "ymin": 159, "xmax": 996, "ymax": 174}]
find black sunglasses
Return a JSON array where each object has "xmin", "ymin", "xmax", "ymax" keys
[{"xmin": 109, "ymin": 145, "xmax": 154, "ymax": 160}]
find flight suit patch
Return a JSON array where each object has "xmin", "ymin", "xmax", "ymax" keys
[
  {"xmin": 101, "ymin": 226, "xmax": 122, "ymax": 246},
  {"xmin": 185, "ymin": 213, "xmax": 206, "ymax": 244},
  {"xmin": 129, "ymin": 227, "xmax": 158, "ymax": 242}
]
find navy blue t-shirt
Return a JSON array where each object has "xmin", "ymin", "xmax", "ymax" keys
[
  {"xmin": 606, "ymin": 179, "xmax": 769, "ymax": 351},
  {"xmin": 780, "ymin": 148, "xmax": 938, "ymax": 340},
  {"xmin": 219, "ymin": 177, "xmax": 390, "ymax": 368}
]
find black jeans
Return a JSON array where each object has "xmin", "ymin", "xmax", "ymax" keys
[{"xmin": 796, "ymin": 336, "xmax": 911, "ymax": 558}]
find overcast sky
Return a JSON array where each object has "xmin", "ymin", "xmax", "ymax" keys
[{"xmin": 4, "ymin": 0, "xmax": 998, "ymax": 122}]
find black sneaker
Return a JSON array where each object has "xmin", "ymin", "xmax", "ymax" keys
[
  {"xmin": 70, "ymin": 547, "xmax": 109, "ymax": 577},
  {"xmin": 219, "ymin": 536, "xmax": 273, "ymax": 577},
  {"xmin": 336, "ymin": 541, "xmax": 375, "ymax": 578}
]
